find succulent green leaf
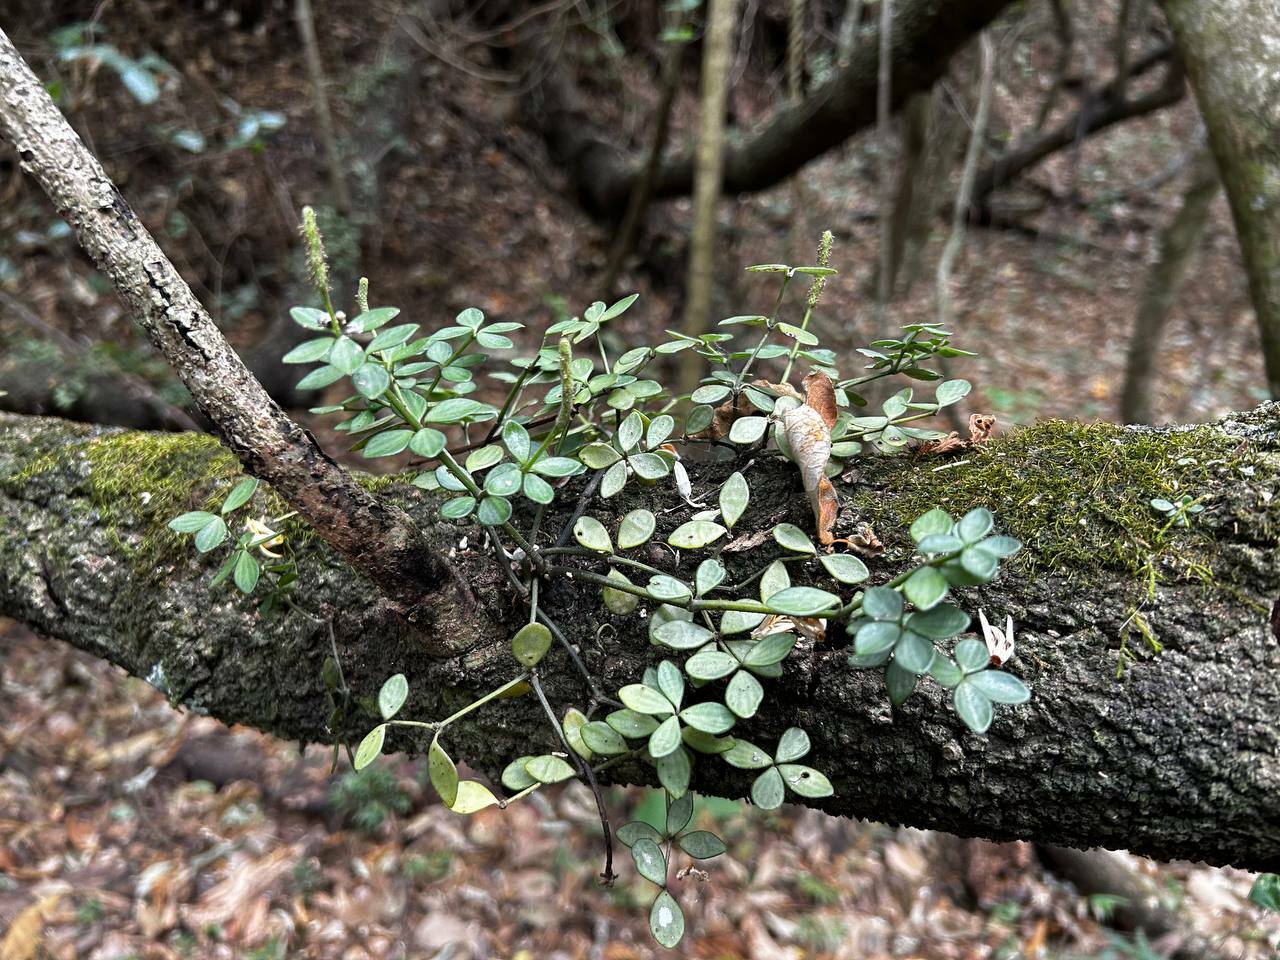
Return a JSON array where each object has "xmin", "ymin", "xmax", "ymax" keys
[
  {"xmin": 354, "ymin": 724, "xmax": 385, "ymax": 770},
  {"xmin": 819, "ymin": 553, "xmax": 869, "ymax": 584},
  {"xmin": 954, "ymin": 682, "xmax": 994, "ymax": 734},
  {"xmin": 724, "ymin": 670, "xmax": 764, "ymax": 719},
  {"xmin": 429, "ymin": 737, "xmax": 459, "ymax": 807},
  {"xmin": 573, "ymin": 516, "xmax": 613, "ymax": 552},
  {"xmin": 617, "ymin": 820, "xmax": 663, "ymax": 848},
  {"xmin": 679, "ymin": 831, "xmax": 727, "ymax": 860},
  {"xmin": 378, "ymin": 673, "xmax": 409, "ymax": 719},
  {"xmin": 967, "ymin": 669, "xmax": 1031, "ymax": 704},
  {"xmin": 511, "ymin": 622, "xmax": 553, "ymax": 667},
  {"xmin": 751, "ymin": 766, "xmax": 785, "ymax": 810},
  {"xmin": 619, "ymin": 684, "xmax": 674, "ymax": 716},
  {"xmin": 778, "ymin": 764, "xmax": 833, "ymax": 798},
  {"xmin": 525, "ymin": 754, "xmax": 577, "ymax": 784},
  {"xmin": 649, "ymin": 889, "xmax": 685, "ymax": 949},
  {"xmin": 765, "ymin": 586, "xmax": 840, "ymax": 617},
  {"xmin": 669, "ymin": 520, "xmax": 727, "ymax": 550},
  {"xmin": 775, "ymin": 727, "xmax": 810, "ymax": 763}
]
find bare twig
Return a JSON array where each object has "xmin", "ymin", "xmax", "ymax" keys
[
  {"xmin": 294, "ymin": 0, "xmax": 353, "ymax": 213},
  {"xmin": 935, "ymin": 33, "xmax": 994, "ymax": 430}
]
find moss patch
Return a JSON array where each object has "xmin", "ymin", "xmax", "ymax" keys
[{"xmin": 854, "ymin": 419, "xmax": 1260, "ymax": 578}]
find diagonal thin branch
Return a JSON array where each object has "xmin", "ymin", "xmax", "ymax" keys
[{"xmin": 0, "ymin": 28, "xmax": 454, "ymax": 629}]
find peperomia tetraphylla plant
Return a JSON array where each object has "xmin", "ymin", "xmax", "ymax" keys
[{"xmin": 169, "ymin": 214, "xmax": 1030, "ymax": 949}]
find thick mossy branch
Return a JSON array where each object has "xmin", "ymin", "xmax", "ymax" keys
[{"xmin": 2, "ymin": 408, "xmax": 1279, "ymax": 870}]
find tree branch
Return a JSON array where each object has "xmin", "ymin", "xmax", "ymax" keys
[
  {"xmin": 532, "ymin": 0, "xmax": 1018, "ymax": 217},
  {"xmin": 0, "ymin": 29, "xmax": 454, "ymax": 628},
  {"xmin": 2, "ymin": 407, "xmax": 1278, "ymax": 870}
]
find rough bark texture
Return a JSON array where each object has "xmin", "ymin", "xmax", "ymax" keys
[
  {"xmin": 681, "ymin": 0, "xmax": 739, "ymax": 340},
  {"xmin": 1162, "ymin": 0, "xmax": 1280, "ymax": 399},
  {"xmin": 532, "ymin": 0, "xmax": 1016, "ymax": 217},
  {"xmin": 0, "ymin": 29, "xmax": 451, "ymax": 625},
  {"xmin": 2, "ymin": 406, "xmax": 1279, "ymax": 870}
]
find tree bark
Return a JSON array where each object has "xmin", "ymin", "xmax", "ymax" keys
[
  {"xmin": 0, "ymin": 28, "xmax": 453, "ymax": 624},
  {"xmin": 681, "ymin": 0, "xmax": 740, "ymax": 345},
  {"xmin": 1119, "ymin": 144, "xmax": 1221, "ymax": 425},
  {"xmin": 2, "ymin": 405, "xmax": 1278, "ymax": 870},
  {"xmin": 534, "ymin": 0, "xmax": 1017, "ymax": 217},
  {"xmin": 1162, "ymin": 0, "xmax": 1280, "ymax": 399}
]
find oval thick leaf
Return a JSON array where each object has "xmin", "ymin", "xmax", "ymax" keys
[
  {"xmin": 778, "ymin": 763, "xmax": 834, "ymax": 798},
  {"xmin": 449, "ymin": 780, "xmax": 499, "ymax": 814},
  {"xmin": 378, "ymin": 674, "xmax": 409, "ymax": 719},
  {"xmin": 574, "ymin": 516, "xmax": 613, "ymax": 553},
  {"xmin": 428, "ymin": 737, "xmax": 459, "ymax": 807},
  {"xmin": 654, "ymin": 746, "xmax": 692, "ymax": 798},
  {"xmin": 967, "ymin": 669, "xmax": 1031, "ymax": 704},
  {"xmin": 728, "ymin": 415, "xmax": 768, "ymax": 445},
  {"xmin": 669, "ymin": 520, "xmax": 727, "ymax": 550},
  {"xmin": 652, "ymin": 620, "xmax": 712, "ymax": 650},
  {"xmin": 679, "ymin": 830, "xmax": 727, "ymax": 860},
  {"xmin": 511, "ymin": 622, "xmax": 553, "ymax": 667},
  {"xmin": 903, "ymin": 566, "xmax": 949, "ymax": 610},
  {"xmin": 772, "ymin": 523, "xmax": 815, "ymax": 555},
  {"xmin": 723, "ymin": 739, "xmax": 773, "ymax": 770},
  {"xmin": 679, "ymin": 701, "xmax": 735, "ymax": 735},
  {"xmin": 719, "ymin": 472, "xmax": 749, "ymax": 529},
  {"xmin": 354, "ymin": 724, "xmax": 385, "ymax": 771},
  {"xmin": 667, "ymin": 792, "xmax": 694, "ymax": 835},
  {"xmin": 525, "ymin": 754, "xmax": 577, "ymax": 784},
  {"xmin": 618, "ymin": 509, "xmax": 657, "ymax": 549},
  {"xmin": 725, "ymin": 670, "xmax": 764, "ymax": 719},
  {"xmin": 619, "ymin": 684, "xmax": 673, "ymax": 715},
  {"xmin": 582, "ymin": 721, "xmax": 629, "ymax": 755},
  {"xmin": 501, "ymin": 755, "xmax": 539, "ymax": 791},
  {"xmin": 606, "ymin": 709, "xmax": 660, "ymax": 739},
  {"xmin": 685, "ymin": 649, "xmax": 737, "ymax": 681},
  {"xmin": 765, "ymin": 586, "xmax": 840, "ymax": 617},
  {"xmin": 819, "ymin": 553, "xmax": 869, "ymax": 584},
  {"xmin": 617, "ymin": 819, "xmax": 663, "ymax": 849},
  {"xmin": 649, "ymin": 889, "xmax": 685, "ymax": 949},
  {"xmin": 648, "ymin": 715, "xmax": 683, "ymax": 758},
  {"xmin": 775, "ymin": 727, "xmax": 810, "ymax": 763},
  {"xmin": 954, "ymin": 681, "xmax": 994, "ymax": 734},
  {"xmin": 751, "ymin": 766, "xmax": 785, "ymax": 810}
]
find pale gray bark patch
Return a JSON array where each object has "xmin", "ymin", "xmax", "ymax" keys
[
  {"xmin": 1163, "ymin": 0, "xmax": 1280, "ymax": 397},
  {"xmin": 2, "ymin": 408, "xmax": 1278, "ymax": 870}
]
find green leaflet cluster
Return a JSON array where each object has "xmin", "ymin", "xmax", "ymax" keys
[{"xmin": 172, "ymin": 218, "xmax": 1034, "ymax": 950}]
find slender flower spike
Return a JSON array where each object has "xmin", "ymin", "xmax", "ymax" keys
[
  {"xmin": 979, "ymin": 608, "xmax": 1016, "ymax": 666},
  {"xmin": 782, "ymin": 371, "xmax": 841, "ymax": 548}
]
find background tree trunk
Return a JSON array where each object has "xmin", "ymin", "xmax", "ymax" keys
[
  {"xmin": 1162, "ymin": 0, "xmax": 1280, "ymax": 398},
  {"xmin": 681, "ymin": 0, "xmax": 740, "ymax": 388},
  {"xmin": 2, "ymin": 406, "xmax": 1278, "ymax": 870},
  {"xmin": 1119, "ymin": 144, "xmax": 1221, "ymax": 425}
]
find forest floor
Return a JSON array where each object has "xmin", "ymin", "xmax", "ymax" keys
[
  {"xmin": 2, "ymin": 620, "xmax": 1277, "ymax": 960},
  {"xmin": 1, "ymin": 2, "xmax": 1278, "ymax": 957}
]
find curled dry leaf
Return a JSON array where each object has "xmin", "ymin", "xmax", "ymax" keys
[
  {"xmin": 782, "ymin": 372, "xmax": 841, "ymax": 548},
  {"xmin": 847, "ymin": 523, "xmax": 884, "ymax": 558},
  {"xmin": 752, "ymin": 614, "xmax": 826, "ymax": 643},
  {"xmin": 913, "ymin": 413, "xmax": 998, "ymax": 458},
  {"xmin": 968, "ymin": 413, "xmax": 997, "ymax": 443}
]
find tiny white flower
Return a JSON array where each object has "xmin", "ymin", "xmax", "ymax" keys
[{"xmin": 978, "ymin": 608, "xmax": 1015, "ymax": 666}]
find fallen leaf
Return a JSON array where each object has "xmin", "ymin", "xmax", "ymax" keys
[
  {"xmin": 0, "ymin": 894, "xmax": 62, "ymax": 960},
  {"xmin": 969, "ymin": 413, "xmax": 997, "ymax": 443}
]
